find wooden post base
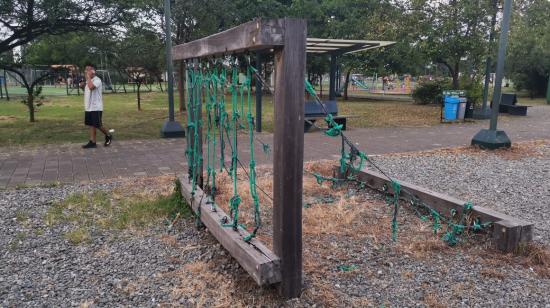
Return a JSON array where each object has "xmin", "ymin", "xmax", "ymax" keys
[{"xmin": 179, "ymin": 176, "xmax": 281, "ymax": 285}]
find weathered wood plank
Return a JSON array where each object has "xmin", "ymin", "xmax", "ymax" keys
[
  {"xmin": 273, "ymin": 18, "xmax": 306, "ymax": 298},
  {"xmin": 179, "ymin": 176, "xmax": 281, "ymax": 285},
  {"xmin": 172, "ymin": 19, "xmax": 285, "ymax": 60},
  {"xmin": 335, "ymin": 166, "xmax": 534, "ymax": 252}
]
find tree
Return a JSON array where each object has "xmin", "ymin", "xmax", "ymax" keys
[
  {"xmin": 0, "ymin": 0, "xmax": 137, "ymax": 121},
  {"xmin": 112, "ymin": 27, "xmax": 165, "ymax": 111},
  {"xmin": 0, "ymin": 63, "xmax": 58, "ymax": 122},
  {"xmin": 23, "ymin": 32, "xmax": 114, "ymax": 68},
  {"xmin": 411, "ymin": 0, "xmax": 493, "ymax": 89},
  {"xmin": 0, "ymin": 0, "xmax": 135, "ymax": 55},
  {"xmin": 507, "ymin": 0, "xmax": 550, "ymax": 97}
]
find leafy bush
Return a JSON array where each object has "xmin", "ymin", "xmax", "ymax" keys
[
  {"xmin": 460, "ymin": 75, "xmax": 484, "ymax": 107},
  {"xmin": 412, "ymin": 79, "xmax": 451, "ymax": 105}
]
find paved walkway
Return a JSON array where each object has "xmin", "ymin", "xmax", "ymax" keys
[{"xmin": 1, "ymin": 106, "xmax": 549, "ymax": 189}]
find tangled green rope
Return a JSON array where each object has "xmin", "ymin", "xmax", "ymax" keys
[
  {"xmin": 304, "ymin": 80, "xmax": 492, "ymax": 246},
  {"xmin": 185, "ymin": 59, "xmax": 264, "ymax": 241}
]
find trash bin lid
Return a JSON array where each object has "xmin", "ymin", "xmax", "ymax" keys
[{"xmin": 444, "ymin": 97, "xmax": 460, "ymax": 104}]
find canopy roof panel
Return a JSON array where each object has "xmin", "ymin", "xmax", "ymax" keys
[{"xmin": 306, "ymin": 38, "xmax": 395, "ymax": 55}]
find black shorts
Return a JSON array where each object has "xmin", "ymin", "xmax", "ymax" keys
[{"xmin": 84, "ymin": 111, "xmax": 103, "ymax": 128}]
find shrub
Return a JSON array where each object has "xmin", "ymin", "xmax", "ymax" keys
[
  {"xmin": 412, "ymin": 79, "xmax": 451, "ymax": 105},
  {"xmin": 460, "ymin": 75, "xmax": 484, "ymax": 107}
]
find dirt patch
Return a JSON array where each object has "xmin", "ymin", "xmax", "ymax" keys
[{"xmin": 0, "ymin": 115, "xmax": 17, "ymax": 122}]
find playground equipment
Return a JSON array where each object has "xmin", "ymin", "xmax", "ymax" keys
[
  {"xmin": 302, "ymin": 80, "xmax": 532, "ymax": 252},
  {"xmin": 171, "ymin": 18, "xmax": 533, "ymax": 299},
  {"xmin": 173, "ymin": 18, "xmax": 306, "ymax": 298},
  {"xmin": 351, "ymin": 76, "xmax": 370, "ymax": 90}
]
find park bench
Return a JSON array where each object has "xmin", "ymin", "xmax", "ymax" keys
[
  {"xmin": 497, "ymin": 93, "xmax": 530, "ymax": 116},
  {"xmin": 304, "ymin": 100, "xmax": 359, "ymax": 132}
]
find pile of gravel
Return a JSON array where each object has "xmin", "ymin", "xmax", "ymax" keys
[{"xmin": 370, "ymin": 143, "xmax": 550, "ymax": 245}]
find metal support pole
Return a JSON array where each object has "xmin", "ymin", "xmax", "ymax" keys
[
  {"xmin": 479, "ymin": 0, "xmax": 498, "ymax": 117},
  {"xmin": 471, "ymin": 0, "xmax": 512, "ymax": 149},
  {"xmin": 160, "ymin": 0, "xmax": 185, "ymax": 138},
  {"xmin": 546, "ymin": 76, "xmax": 550, "ymax": 104},
  {"xmin": 255, "ymin": 52, "xmax": 262, "ymax": 132},
  {"xmin": 481, "ymin": 58, "xmax": 492, "ymax": 110},
  {"xmin": 329, "ymin": 54, "xmax": 336, "ymax": 100},
  {"xmin": 489, "ymin": 0, "xmax": 512, "ymax": 131},
  {"xmin": 178, "ymin": 61, "xmax": 186, "ymax": 112},
  {"xmin": 165, "ymin": 0, "xmax": 175, "ymax": 122}
]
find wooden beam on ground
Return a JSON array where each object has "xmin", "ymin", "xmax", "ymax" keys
[
  {"xmin": 179, "ymin": 176, "xmax": 281, "ymax": 285},
  {"xmin": 335, "ymin": 167, "xmax": 533, "ymax": 252},
  {"xmin": 172, "ymin": 19, "xmax": 285, "ymax": 61},
  {"xmin": 273, "ymin": 18, "xmax": 306, "ymax": 298}
]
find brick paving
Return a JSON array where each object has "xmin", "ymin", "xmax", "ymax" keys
[{"xmin": 1, "ymin": 105, "xmax": 549, "ymax": 189}]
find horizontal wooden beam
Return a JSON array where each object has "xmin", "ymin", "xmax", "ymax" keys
[
  {"xmin": 335, "ymin": 167, "xmax": 533, "ymax": 252},
  {"xmin": 172, "ymin": 19, "xmax": 285, "ymax": 60},
  {"xmin": 178, "ymin": 176, "xmax": 281, "ymax": 285}
]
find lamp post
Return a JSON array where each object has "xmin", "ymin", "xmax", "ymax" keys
[
  {"xmin": 471, "ymin": 0, "xmax": 513, "ymax": 149},
  {"xmin": 160, "ymin": 0, "xmax": 185, "ymax": 138}
]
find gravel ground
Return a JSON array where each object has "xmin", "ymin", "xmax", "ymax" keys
[
  {"xmin": 0, "ymin": 181, "xmax": 242, "ymax": 307},
  {"xmin": 1, "ymin": 142, "xmax": 550, "ymax": 307},
  {"xmin": 370, "ymin": 141, "xmax": 550, "ymax": 245}
]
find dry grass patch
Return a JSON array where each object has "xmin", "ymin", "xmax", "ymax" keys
[
  {"xmin": 167, "ymin": 260, "xmax": 280, "ymax": 307},
  {"xmin": 424, "ymin": 291, "xmax": 448, "ymax": 308},
  {"xmin": 472, "ymin": 242, "xmax": 550, "ymax": 278},
  {"xmin": 190, "ymin": 159, "xmax": 549, "ymax": 305},
  {"xmin": 402, "ymin": 237, "xmax": 448, "ymax": 259},
  {"xmin": 480, "ymin": 268, "xmax": 507, "ymax": 280},
  {"xmin": 0, "ymin": 115, "xmax": 17, "ymax": 122},
  {"xmin": 45, "ymin": 176, "xmax": 192, "ymax": 244}
]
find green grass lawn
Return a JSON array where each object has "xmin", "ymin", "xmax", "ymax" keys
[
  {"xmin": 0, "ymin": 91, "xmax": 175, "ymax": 147},
  {"xmin": 0, "ymin": 91, "xmax": 442, "ymax": 147}
]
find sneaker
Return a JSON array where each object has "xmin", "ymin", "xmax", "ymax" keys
[
  {"xmin": 104, "ymin": 134, "xmax": 113, "ymax": 147},
  {"xmin": 82, "ymin": 141, "xmax": 97, "ymax": 149}
]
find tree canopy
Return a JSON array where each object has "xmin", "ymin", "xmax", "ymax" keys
[
  {"xmin": 1, "ymin": 0, "xmax": 549, "ymax": 99},
  {"xmin": 0, "ymin": 0, "xmax": 136, "ymax": 55},
  {"xmin": 507, "ymin": 0, "xmax": 550, "ymax": 97}
]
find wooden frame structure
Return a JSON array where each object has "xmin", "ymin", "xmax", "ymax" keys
[
  {"xmin": 335, "ymin": 167, "xmax": 533, "ymax": 252},
  {"xmin": 173, "ymin": 18, "xmax": 306, "ymax": 298}
]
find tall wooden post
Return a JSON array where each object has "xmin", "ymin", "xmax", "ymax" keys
[
  {"xmin": 273, "ymin": 18, "xmax": 306, "ymax": 298},
  {"xmin": 255, "ymin": 52, "xmax": 262, "ymax": 133},
  {"xmin": 178, "ymin": 61, "xmax": 186, "ymax": 112}
]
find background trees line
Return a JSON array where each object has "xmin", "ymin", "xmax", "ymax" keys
[{"xmin": 1, "ymin": 0, "xmax": 549, "ymax": 120}]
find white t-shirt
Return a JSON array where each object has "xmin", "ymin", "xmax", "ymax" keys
[{"xmin": 84, "ymin": 76, "xmax": 103, "ymax": 111}]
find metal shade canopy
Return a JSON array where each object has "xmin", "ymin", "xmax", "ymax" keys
[{"xmin": 306, "ymin": 38, "xmax": 396, "ymax": 54}]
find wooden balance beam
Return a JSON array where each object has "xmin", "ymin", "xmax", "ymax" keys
[
  {"xmin": 334, "ymin": 167, "xmax": 534, "ymax": 252},
  {"xmin": 179, "ymin": 175, "xmax": 281, "ymax": 286}
]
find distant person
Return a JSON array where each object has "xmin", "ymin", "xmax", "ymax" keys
[{"xmin": 79, "ymin": 63, "xmax": 113, "ymax": 149}]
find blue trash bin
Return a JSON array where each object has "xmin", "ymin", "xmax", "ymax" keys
[{"xmin": 444, "ymin": 96, "xmax": 460, "ymax": 120}]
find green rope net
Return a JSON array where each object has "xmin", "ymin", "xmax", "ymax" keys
[
  {"xmin": 304, "ymin": 79, "xmax": 492, "ymax": 246},
  {"xmin": 185, "ymin": 58, "xmax": 492, "ymax": 247},
  {"xmin": 185, "ymin": 58, "xmax": 263, "ymax": 242}
]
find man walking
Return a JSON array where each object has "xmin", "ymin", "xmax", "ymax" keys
[{"xmin": 80, "ymin": 63, "xmax": 113, "ymax": 148}]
